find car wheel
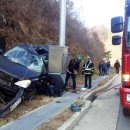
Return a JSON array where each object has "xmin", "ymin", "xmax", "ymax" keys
[
  {"xmin": 123, "ymin": 108, "xmax": 130, "ymax": 116},
  {"xmin": 57, "ymin": 91, "xmax": 63, "ymax": 97},
  {"xmin": 25, "ymin": 89, "xmax": 37, "ymax": 101}
]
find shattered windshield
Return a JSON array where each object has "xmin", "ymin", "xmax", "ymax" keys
[{"xmin": 4, "ymin": 46, "xmax": 44, "ymax": 73}]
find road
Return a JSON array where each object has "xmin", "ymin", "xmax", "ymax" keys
[
  {"xmin": 117, "ymin": 105, "xmax": 130, "ymax": 130},
  {"xmin": 73, "ymin": 75, "xmax": 130, "ymax": 130}
]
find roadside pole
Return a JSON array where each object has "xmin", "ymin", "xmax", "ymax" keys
[
  {"xmin": 48, "ymin": 0, "xmax": 68, "ymax": 90},
  {"xmin": 48, "ymin": 0, "xmax": 68, "ymax": 74},
  {"xmin": 59, "ymin": 0, "xmax": 66, "ymax": 47}
]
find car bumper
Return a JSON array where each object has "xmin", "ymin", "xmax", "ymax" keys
[{"xmin": 120, "ymin": 87, "xmax": 130, "ymax": 109}]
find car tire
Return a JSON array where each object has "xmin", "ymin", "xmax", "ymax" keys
[{"xmin": 123, "ymin": 108, "xmax": 130, "ymax": 116}]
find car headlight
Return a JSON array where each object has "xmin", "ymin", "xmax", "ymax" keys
[
  {"xmin": 122, "ymin": 74, "xmax": 130, "ymax": 82},
  {"xmin": 126, "ymin": 94, "xmax": 130, "ymax": 102},
  {"xmin": 14, "ymin": 80, "xmax": 31, "ymax": 88}
]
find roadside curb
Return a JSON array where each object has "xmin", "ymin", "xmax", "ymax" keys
[
  {"xmin": 57, "ymin": 100, "xmax": 91, "ymax": 130},
  {"xmin": 81, "ymin": 74, "xmax": 118, "ymax": 100},
  {"xmin": 57, "ymin": 74, "xmax": 118, "ymax": 130}
]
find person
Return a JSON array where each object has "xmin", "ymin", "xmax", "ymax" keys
[
  {"xmin": 102, "ymin": 60, "xmax": 107, "ymax": 76},
  {"xmin": 106, "ymin": 60, "xmax": 111, "ymax": 75},
  {"xmin": 98, "ymin": 60, "xmax": 103, "ymax": 76},
  {"xmin": 64, "ymin": 56, "xmax": 82, "ymax": 93},
  {"xmin": 114, "ymin": 60, "xmax": 120, "ymax": 74},
  {"xmin": 82, "ymin": 56, "xmax": 94, "ymax": 89},
  {"xmin": 39, "ymin": 76, "xmax": 56, "ymax": 97}
]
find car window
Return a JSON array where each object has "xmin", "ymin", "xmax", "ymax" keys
[{"xmin": 4, "ymin": 46, "xmax": 45, "ymax": 73}]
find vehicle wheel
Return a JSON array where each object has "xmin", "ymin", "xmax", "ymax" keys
[
  {"xmin": 49, "ymin": 74, "xmax": 64, "ymax": 97},
  {"xmin": 24, "ymin": 89, "xmax": 37, "ymax": 101},
  {"xmin": 57, "ymin": 91, "xmax": 63, "ymax": 97},
  {"xmin": 123, "ymin": 108, "xmax": 130, "ymax": 116}
]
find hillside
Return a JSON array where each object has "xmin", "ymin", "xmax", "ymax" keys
[
  {"xmin": 92, "ymin": 26, "xmax": 121, "ymax": 66},
  {"xmin": 0, "ymin": 0, "xmax": 118, "ymax": 69}
]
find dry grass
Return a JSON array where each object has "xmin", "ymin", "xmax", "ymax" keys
[
  {"xmin": 74, "ymin": 99, "xmax": 85, "ymax": 107},
  {"xmin": 98, "ymin": 73, "xmax": 116, "ymax": 87},
  {"xmin": 37, "ymin": 109, "xmax": 73, "ymax": 130},
  {"xmin": 37, "ymin": 99, "xmax": 85, "ymax": 130},
  {"xmin": 76, "ymin": 73, "xmax": 99, "ymax": 86},
  {"xmin": 0, "ymin": 95, "xmax": 54, "ymax": 126}
]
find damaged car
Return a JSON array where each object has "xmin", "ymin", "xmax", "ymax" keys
[{"xmin": 0, "ymin": 44, "xmax": 64, "ymax": 117}]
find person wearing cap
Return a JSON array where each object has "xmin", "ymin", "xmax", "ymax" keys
[
  {"xmin": 64, "ymin": 56, "xmax": 82, "ymax": 93},
  {"xmin": 82, "ymin": 56, "xmax": 94, "ymax": 89}
]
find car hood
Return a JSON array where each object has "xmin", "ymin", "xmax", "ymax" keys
[{"xmin": 0, "ymin": 56, "xmax": 40, "ymax": 80}]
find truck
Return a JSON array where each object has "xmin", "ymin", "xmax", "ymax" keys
[
  {"xmin": 0, "ymin": 43, "xmax": 67, "ymax": 117},
  {"xmin": 111, "ymin": 0, "xmax": 130, "ymax": 116}
]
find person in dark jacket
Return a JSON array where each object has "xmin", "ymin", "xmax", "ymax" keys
[
  {"xmin": 114, "ymin": 60, "xmax": 120, "ymax": 74},
  {"xmin": 64, "ymin": 56, "xmax": 82, "ymax": 93},
  {"xmin": 98, "ymin": 60, "xmax": 103, "ymax": 76},
  {"xmin": 82, "ymin": 56, "xmax": 94, "ymax": 89},
  {"xmin": 106, "ymin": 60, "xmax": 111, "ymax": 75},
  {"xmin": 102, "ymin": 60, "xmax": 107, "ymax": 76}
]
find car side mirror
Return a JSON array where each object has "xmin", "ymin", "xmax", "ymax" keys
[
  {"xmin": 111, "ymin": 16, "xmax": 123, "ymax": 33},
  {"xmin": 112, "ymin": 35, "xmax": 121, "ymax": 45}
]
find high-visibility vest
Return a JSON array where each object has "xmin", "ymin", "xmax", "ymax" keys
[{"xmin": 82, "ymin": 61, "xmax": 94, "ymax": 75}]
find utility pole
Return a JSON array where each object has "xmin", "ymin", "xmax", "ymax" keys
[
  {"xmin": 59, "ymin": 0, "xmax": 66, "ymax": 47},
  {"xmin": 49, "ymin": 0, "xmax": 68, "ymax": 73},
  {"xmin": 48, "ymin": 0, "xmax": 68, "ymax": 87}
]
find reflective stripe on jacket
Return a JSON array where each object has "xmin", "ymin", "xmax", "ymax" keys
[{"xmin": 82, "ymin": 61, "xmax": 94, "ymax": 75}]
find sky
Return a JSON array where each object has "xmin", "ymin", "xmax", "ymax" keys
[{"xmin": 71, "ymin": 0, "xmax": 125, "ymax": 29}]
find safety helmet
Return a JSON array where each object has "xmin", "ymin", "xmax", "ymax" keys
[{"xmin": 76, "ymin": 56, "xmax": 82, "ymax": 62}]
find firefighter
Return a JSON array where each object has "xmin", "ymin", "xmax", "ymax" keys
[
  {"xmin": 64, "ymin": 56, "xmax": 82, "ymax": 93},
  {"xmin": 82, "ymin": 56, "xmax": 94, "ymax": 89}
]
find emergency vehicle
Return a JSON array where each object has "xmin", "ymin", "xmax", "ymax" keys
[{"xmin": 111, "ymin": 0, "xmax": 130, "ymax": 116}]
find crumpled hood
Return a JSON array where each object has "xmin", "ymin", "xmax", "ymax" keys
[{"xmin": 0, "ymin": 56, "xmax": 40, "ymax": 80}]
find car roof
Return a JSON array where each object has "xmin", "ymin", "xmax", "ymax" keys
[{"xmin": 17, "ymin": 43, "xmax": 51, "ymax": 56}]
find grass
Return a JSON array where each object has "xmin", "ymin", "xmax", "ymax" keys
[
  {"xmin": 36, "ymin": 109, "xmax": 73, "ymax": 130},
  {"xmin": 0, "ymin": 95, "xmax": 54, "ymax": 126},
  {"xmin": 72, "ymin": 72, "xmax": 99, "ymax": 87},
  {"xmin": 36, "ymin": 99, "xmax": 85, "ymax": 130}
]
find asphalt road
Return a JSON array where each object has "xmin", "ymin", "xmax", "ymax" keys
[
  {"xmin": 73, "ymin": 75, "xmax": 130, "ymax": 130},
  {"xmin": 117, "ymin": 104, "xmax": 130, "ymax": 130}
]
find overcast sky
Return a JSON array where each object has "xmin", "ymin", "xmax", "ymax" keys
[{"xmin": 71, "ymin": 0, "xmax": 125, "ymax": 28}]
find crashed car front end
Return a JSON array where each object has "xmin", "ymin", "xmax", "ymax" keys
[
  {"xmin": 0, "ymin": 44, "xmax": 66, "ymax": 117},
  {"xmin": 0, "ymin": 44, "xmax": 47, "ymax": 117},
  {"xmin": 0, "ymin": 69, "xmax": 24, "ymax": 117}
]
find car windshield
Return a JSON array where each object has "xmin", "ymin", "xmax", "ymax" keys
[
  {"xmin": 4, "ymin": 46, "xmax": 44, "ymax": 73},
  {"xmin": 127, "ymin": 17, "xmax": 130, "ymax": 47}
]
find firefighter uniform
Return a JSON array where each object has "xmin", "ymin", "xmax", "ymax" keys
[{"xmin": 82, "ymin": 57, "xmax": 94, "ymax": 89}]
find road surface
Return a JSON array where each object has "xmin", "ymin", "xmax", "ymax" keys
[{"xmin": 73, "ymin": 75, "xmax": 130, "ymax": 130}]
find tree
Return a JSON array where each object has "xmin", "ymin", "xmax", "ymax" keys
[
  {"xmin": 0, "ymin": 0, "xmax": 108, "ymax": 72},
  {"xmin": 104, "ymin": 51, "xmax": 112, "ymax": 60}
]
